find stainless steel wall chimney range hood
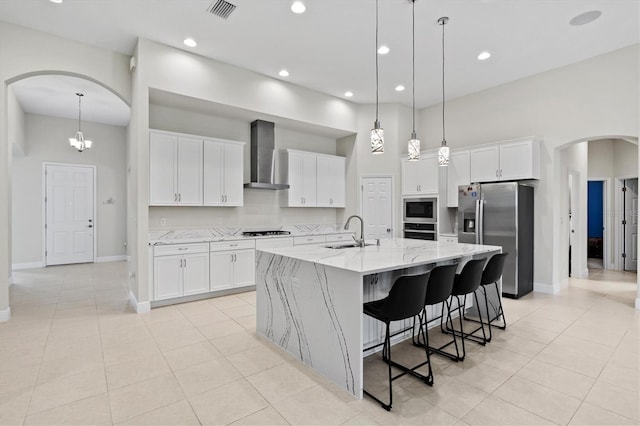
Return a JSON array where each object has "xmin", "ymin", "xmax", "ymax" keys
[{"xmin": 244, "ymin": 120, "xmax": 290, "ymax": 190}]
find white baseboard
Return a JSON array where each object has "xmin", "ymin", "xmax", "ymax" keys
[
  {"xmin": 95, "ymin": 255, "xmax": 127, "ymax": 263},
  {"xmin": 534, "ymin": 282, "xmax": 558, "ymax": 294},
  {"xmin": 0, "ymin": 306, "xmax": 11, "ymax": 322},
  {"xmin": 636, "ymin": 298, "xmax": 640, "ymax": 310},
  {"xmin": 12, "ymin": 261, "xmax": 45, "ymax": 270},
  {"xmin": 129, "ymin": 290, "xmax": 150, "ymax": 314}
]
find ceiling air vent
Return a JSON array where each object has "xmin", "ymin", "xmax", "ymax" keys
[{"xmin": 207, "ymin": 0, "xmax": 237, "ymax": 19}]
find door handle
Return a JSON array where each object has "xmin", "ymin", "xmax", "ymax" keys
[{"xmin": 386, "ymin": 228, "xmax": 391, "ymax": 232}]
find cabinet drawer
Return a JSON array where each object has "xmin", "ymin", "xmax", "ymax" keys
[
  {"xmin": 255, "ymin": 237, "xmax": 294, "ymax": 249},
  {"xmin": 293, "ymin": 235, "xmax": 326, "ymax": 245},
  {"xmin": 325, "ymin": 233, "xmax": 354, "ymax": 243},
  {"xmin": 210, "ymin": 239, "xmax": 255, "ymax": 252},
  {"xmin": 154, "ymin": 243, "xmax": 209, "ymax": 256}
]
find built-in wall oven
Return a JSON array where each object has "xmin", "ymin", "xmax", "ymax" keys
[{"xmin": 403, "ymin": 197, "xmax": 438, "ymax": 240}]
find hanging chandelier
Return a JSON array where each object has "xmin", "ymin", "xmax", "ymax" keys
[
  {"xmin": 371, "ymin": 0, "xmax": 384, "ymax": 154},
  {"xmin": 69, "ymin": 92, "xmax": 93, "ymax": 152},
  {"xmin": 437, "ymin": 17, "xmax": 449, "ymax": 166},
  {"xmin": 407, "ymin": 0, "xmax": 420, "ymax": 161}
]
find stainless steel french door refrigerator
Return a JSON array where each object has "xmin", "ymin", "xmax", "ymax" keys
[{"xmin": 458, "ymin": 182, "xmax": 534, "ymax": 298}]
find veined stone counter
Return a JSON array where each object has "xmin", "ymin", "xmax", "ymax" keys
[{"xmin": 255, "ymin": 238, "xmax": 501, "ymax": 398}]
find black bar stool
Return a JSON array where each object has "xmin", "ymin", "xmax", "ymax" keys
[
  {"xmin": 412, "ymin": 264, "xmax": 461, "ymax": 364},
  {"xmin": 441, "ymin": 258, "xmax": 486, "ymax": 361},
  {"xmin": 363, "ymin": 273, "xmax": 430, "ymax": 411},
  {"xmin": 465, "ymin": 253, "xmax": 509, "ymax": 342}
]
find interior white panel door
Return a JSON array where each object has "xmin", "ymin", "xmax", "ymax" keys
[
  {"xmin": 361, "ymin": 176, "xmax": 393, "ymax": 240},
  {"xmin": 224, "ymin": 143, "xmax": 244, "ymax": 206},
  {"xmin": 203, "ymin": 140, "xmax": 225, "ymax": 206},
  {"xmin": 46, "ymin": 164, "xmax": 94, "ymax": 265},
  {"xmin": 177, "ymin": 136, "xmax": 203, "ymax": 205},
  {"xmin": 624, "ymin": 178, "xmax": 638, "ymax": 271},
  {"xmin": 149, "ymin": 132, "xmax": 177, "ymax": 205}
]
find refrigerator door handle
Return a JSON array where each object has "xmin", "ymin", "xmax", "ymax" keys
[
  {"xmin": 479, "ymin": 199, "xmax": 485, "ymax": 245},
  {"xmin": 475, "ymin": 199, "xmax": 481, "ymax": 244}
]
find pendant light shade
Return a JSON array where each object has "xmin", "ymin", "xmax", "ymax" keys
[
  {"xmin": 69, "ymin": 93, "xmax": 93, "ymax": 152},
  {"xmin": 407, "ymin": 0, "xmax": 420, "ymax": 161},
  {"xmin": 371, "ymin": 0, "xmax": 384, "ymax": 154},
  {"xmin": 437, "ymin": 16, "xmax": 449, "ymax": 166}
]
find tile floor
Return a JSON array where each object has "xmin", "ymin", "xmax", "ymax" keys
[{"xmin": 1, "ymin": 262, "xmax": 638, "ymax": 425}]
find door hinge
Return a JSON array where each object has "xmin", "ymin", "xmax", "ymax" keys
[
  {"xmin": 45, "ymin": 250, "xmax": 48, "ymax": 256},
  {"xmin": 622, "ymin": 220, "xmax": 627, "ymax": 225},
  {"xmin": 622, "ymin": 253, "xmax": 627, "ymax": 258},
  {"xmin": 44, "ymin": 196, "xmax": 47, "ymax": 202},
  {"xmin": 622, "ymin": 187, "xmax": 627, "ymax": 192}
]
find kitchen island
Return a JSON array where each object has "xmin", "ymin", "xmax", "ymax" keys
[{"xmin": 255, "ymin": 238, "xmax": 501, "ymax": 398}]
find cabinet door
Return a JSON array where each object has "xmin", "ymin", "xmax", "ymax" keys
[
  {"xmin": 149, "ymin": 132, "xmax": 177, "ymax": 205},
  {"xmin": 233, "ymin": 249, "xmax": 255, "ymax": 288},
  {"xmin": 223, "ymin": 143, "xmax": 244, "ymax": 206},
  {"xmin": 470, "ymin": 145, "xmax": 500, "ymax": 182},
  {"xmin": 177, "ymin": 136, "xmax": 203, "ymax": 205},
  {"xmin": 315, "ymin": 156, "xmax": 331, "ymax": 207},
  {"xmin": 210, "ymin": 251, "xmax": 234, "ymax": 291},
  {"xmin": 182, "ymin": 252, "xmax": 210, "ymax": 295},
  {"xmin": 287, "ymin": 152, "xmax": 305, "ymax": 207},
  {"xmin": 447, "ymin": 150, "xmax": 470, "ymax": 207},
  {"xmin": 203, "ymin": 140, "xmax": 224, "ymax": 206},
  {"xmin": 154, "ymin": 256, "xmax": 182, "ymax": 300},
  {"xmin": 419, "ymin": 155, "xmax": 438, "ymax": 194},
  {"xmin": 499, "ymin": 140, "xmax": 533, "ymax": 180},
  {"xmin": 329, "ymin": 156, "xmax": 345, "ymax": 207},
  {"xmin": 401, "ymin": 159, "xmax": 422, "ymax": 195},
  {"xmin": 301, "ymin": 153, "xmax": 317, "ymax": 205}
]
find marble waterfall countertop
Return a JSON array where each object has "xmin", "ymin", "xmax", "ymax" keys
[
  {"xmin": 149, "ymin": 223, "xmax": 351, "ymax": 245},
  {"xmin": 256, "ymin": 238, "xmax": 501, "ymax": 274}
]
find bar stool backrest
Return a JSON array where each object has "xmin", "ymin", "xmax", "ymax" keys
[
  {"xmin": 382, "ymin": 274, "xmax": 429, "ymax": 321},
  {"xmin": 481, "ymin": 253, "xmax": 509, "ymax": 285},
  {"xmin": 425, "ymin": 264, "xmax": 458, "ymax": 305},
  {"xmin": 452, "ymin": 259, "xmax": 485, "ymax": 296}
]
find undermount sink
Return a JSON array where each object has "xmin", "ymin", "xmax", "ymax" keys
[{"xmin": 324, "ymin": 242, "xmax": 375, "ymax": 249}]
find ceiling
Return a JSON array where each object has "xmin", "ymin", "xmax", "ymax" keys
[{"xmin": 2, "ymin": 0, "xmax": 639, "ymax": 124}]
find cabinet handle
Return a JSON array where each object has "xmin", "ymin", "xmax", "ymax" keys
[
  {"xmin": 179, "ymin": 258, "xmax": 184, "ymax": 268},
  {"xmin": 230, "ymin": 243, "xmax": 238, "ymax": 247},
  {"xmin": 184, "ymin": 258, "xmax": 187, "ymax": 268},
  {"xmin": 221, "ymin": 195, "xmax": 224, "ymax": 203},
  {"xmin": 178, "ymin": 247, "xmax": 187, "ymax": 251},
  {"xmin": 174, "ymin": 193, "xmax": 177, "ymax": 202},
  {"xmin": 178, "ymin": 193, "xmax": 181, "ymax": 202},
  {"xmin": 500, "ymin": 169, "xmax": 503, "ymax": 177},
  {"xmin": 496, "ymin": 170, "xmax": 499, "ymax": 177}
]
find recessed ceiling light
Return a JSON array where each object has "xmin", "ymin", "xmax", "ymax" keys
[
  {"xmin": 395, "ymin": 85, "xmax": 405, "ymax": 92},
  {"xmin": 477, "ymin": 51, "xmax": 491, "ymax": 61},
  {"xmin": 377, "ymin": 45, "xmax": 390, "ymax": 55},
  {"xmin": 183, "ymin": 38, "xmax": 197, "ymax": 47},
  {"xmin": 279, "ymin": 69, "xmax": 290, "ymax": 77},
  {"xmin": 291, "ymin": 1, "xmax": 306, "ymax": 14},
  {"xmin": 344, "ymin": 91, "xmax": 354, "ymax": 97},
  {"xmin": 49, "ymin": 0, "xmax": 63, "ymax": 3},
  {"xmin": 570, "ymin": 10, "xmax": 602, "ymax": 26}
]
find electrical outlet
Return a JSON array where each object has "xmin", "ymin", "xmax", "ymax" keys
[{"xmin": 160, "ymin": 217, "xmax": 166, "ymax": 226}]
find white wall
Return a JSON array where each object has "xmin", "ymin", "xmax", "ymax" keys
[
  {"xmin": 148, "ymin": 104, "xmax": 340, "ymax": 229},
  {"xmin": 11, "ymin": 114, "xmax": 127, "ymax": 265},
  {"xmin": 0, "ymin": 21, "xmax": 131, "ymax": 320},
  {"xmin": 613, "ymin": 139, "xmax": 639, "ymax": 177},
  {"xmin": 8, "ymin": 86, "xmax": 25, "ymax": 157},
  {"xmin": 416, "ymin": 44, "xmax": 639, "ymax": 292}
]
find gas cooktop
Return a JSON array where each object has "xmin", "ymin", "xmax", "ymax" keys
[{"xmin": 242, "ymin": 230, "xmax": 291, "ymax": 237}]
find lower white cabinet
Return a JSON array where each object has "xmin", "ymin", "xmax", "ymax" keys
[
  {"xmin": 153, "ymin": 243, "xmax": 210, "ymax": 301},
  {"xmin": 293, "ymin": 235, "xmax": 326, "ymax": 246},
  {"xmin": 210, "ymin": 240, "xmax": 256, "ymax": 291}
]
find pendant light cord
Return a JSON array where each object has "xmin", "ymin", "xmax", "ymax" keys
[
  {"xmin": 411, "ymin": 0, "xmax": 415, "ymax": 133},
  {"xmin": 441, "ymin": 18, "xmax": 446, "ymax": 143},
  {"xmin": 78, "ymin": 94, "xmax": 82, "ymax": 132},
  {"xmin": 375, "ymin": 0, "xmax": 379, "ymax": 121}
]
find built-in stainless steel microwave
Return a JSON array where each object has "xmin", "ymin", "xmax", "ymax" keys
[{"xmin": 403, "ymin": 197, "xmax": 437, "ymax": 223}]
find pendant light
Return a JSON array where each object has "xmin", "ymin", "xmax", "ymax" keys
[
  {"xmin": 371, "ymin": 0, "xmax": 384, "ymax": 154},
  {"xmin": 68, "ymin": 93, "xmax": 93, "ymax": 152},
  {"xmin": 407, "ymin": 0, "xmax": 420, "ymax": 161},
  {"xmin": 437, "ymin": 17, "xmax": 449, "ymax": 166}
]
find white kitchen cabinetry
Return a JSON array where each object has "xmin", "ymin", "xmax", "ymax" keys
[
  {"xmin": 469, "ymin": 138, "xmax": 540, "ymax": 183},
  {"xmin": 149, "ymin": 131, "xmax": 203, "ymax": 206},
  {"xmin": 255, "ymin": 237, "xmax": 294, "ymax": 249},
  {"xmin": 153, "ymin": 243, "xmax": 210, "ymax": 300},
  {"xmin": 282, "ymin": 149, "xmax": 346, "ymax": 208},
  {"xmin": 439, "ymin": 234, "xmax": 458, "ymax": 243},
  {"xmin": 293, "ymin": 235, "xmax": 326, "ymax": 246},
  {"xmin": 401, "ymin": 153, "xmax": 438, "ymax": 196},
  {"xmin": 446, "ymin": 150, "xmax": 470, "ymax": 207},
  {"xmin": 325, "ymin": 233, "xmax": 355, "ymax": 243},
  {"xmin": 209, "ymin": 240, "xmax": 256, "ymax": 291},
  {"xmin": 316, "ymin": 155, "xmax": 345, "ymax": 207},
  {"xmin": 203, "ymin": 138, "xmax": 245, "ymax": 206}
]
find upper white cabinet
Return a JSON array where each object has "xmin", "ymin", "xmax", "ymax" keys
[
  {"xmin": 401, "ymin": 153, "xmax": 438, "ymax": 196},
  {"xmin": 282, "ymin": 149, "xmax": 346, "ymax": 208},
  {"xmin": 203, "ymin": 138, "xmax": 245, "ymax": 206},
  {"xmin": 316, "ymin": 155, "xmax": 345, "ymax": 207},
  {"xmin": 469, "ymin": 138, "xmax": 540, "ymax": 183},
  {"xmin": 150, "ymin": 131, "xmax": 203, "ymax": 206},
  {"xmin": 446, "ymin": 150, "xmax": 470, "ymax": 207}
]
